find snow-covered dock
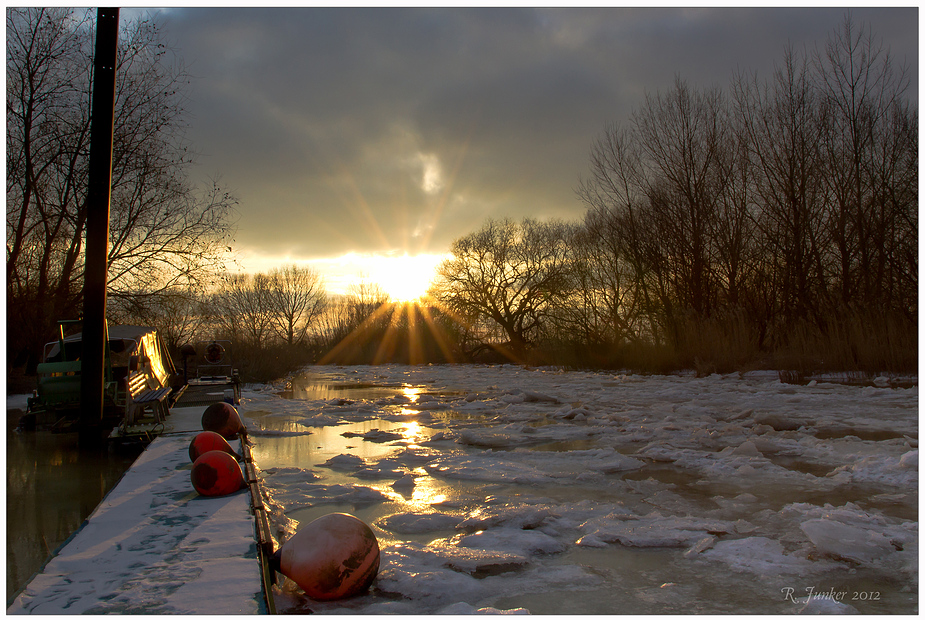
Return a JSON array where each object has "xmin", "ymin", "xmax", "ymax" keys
[{"xmin": 8, "ymin": 405, "xmax": 272, "ymax": 614}]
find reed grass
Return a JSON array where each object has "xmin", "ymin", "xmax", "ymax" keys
[
  {"xmin": 534, "ymin": 307, "xmax": 916, "ymax": 377},
  {"xmin": 771, "ymin": 309, "xmax": 917, "ymax": 375}
]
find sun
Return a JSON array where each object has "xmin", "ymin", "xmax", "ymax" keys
[{"xmin": 371, "ymin": 254, "xmax": 445, "ymax": 302}]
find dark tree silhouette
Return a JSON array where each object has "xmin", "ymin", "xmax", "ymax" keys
[
  {"xmin": 432, "ymin": 217, "xmax": 575, "ymax": 361},
  {"xmin": 7, "ymin": 8, "xmax": 236, "ymax": 369}
]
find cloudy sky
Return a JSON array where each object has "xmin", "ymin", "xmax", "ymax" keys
[{"xmin": 142, "ymin": 6, "xmax": 917, "ymax": 298}]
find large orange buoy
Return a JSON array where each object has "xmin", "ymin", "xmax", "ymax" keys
[
  {"xmin": 189, "ymin": 430, "xmax": 241, "ymax": 462},
  {"xmin": 190, "ymin": 450, "xmax": 247, "ymax": 497},
  {"xmin": 201, "ymin": 402, "xmax": 246, "ymax": 440},
  {"xmin": 276, "ymin": 513, "xmax": 380, "ymax": 600}
]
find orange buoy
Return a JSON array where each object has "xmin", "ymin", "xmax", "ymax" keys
[
  {"xmin": 190, "ymin": 450, "xmax": 247, "ymax": 497},
  {"xmin": 201, "ymin": 402, "xmax": 246, "ymax": 440},
  {"xmin": 277, "ymin": 513, "xmax": 380, "ymax": 600},
  {"xmin": 189, "ymin": 430, "xmax": 241, "ymax": 462}
]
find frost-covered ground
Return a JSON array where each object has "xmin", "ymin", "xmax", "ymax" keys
[{"xmin": 240, "ymin": 364, "xmax": 918, "ymax": 615}]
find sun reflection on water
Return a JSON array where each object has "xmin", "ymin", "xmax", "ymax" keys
[
  {"xmin": 382, "ymin": 471, "xmax": 451, "ymax": 511},
  {"xmin": 400, "ymin": 420, "xmax": 425, "ymax": 446}
]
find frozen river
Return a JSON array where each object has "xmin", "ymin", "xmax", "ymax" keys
[{"xmin": 240, "ymin": 364, "xmax": 918, "ymax": 614}]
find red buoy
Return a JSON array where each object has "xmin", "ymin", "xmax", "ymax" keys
[
  {"xmin": 278, "ymin": 513, "xmax": 380, "ymax": 600},
  {"xmin": 201, "ymin": 402, "xmax": 246, "ymax": 440},
  {"xmin": 189, "ymin": 430, "xmax": 240, "ymax": 462},
  {"xmin": 191, "ymin": 450, "xmax": 247, "ymax": 497}
]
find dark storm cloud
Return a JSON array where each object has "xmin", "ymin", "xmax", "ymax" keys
[{"xmin": 156, "ymin": 7, "xmax": 917, "ymax": 260}]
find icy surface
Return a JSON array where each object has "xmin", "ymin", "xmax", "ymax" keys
[
  {"xmin": 242, "ymin": 364, "xmax": 918, "ymax": 614},
  {"xmin": 7, "ymin": 433, "xmax": 262, "ymax": 614}
]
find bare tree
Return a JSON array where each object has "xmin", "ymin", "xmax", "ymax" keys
[
  {"xmin": 312, "ymin": 276, "xmax": 390, "ymax": 350},
  {"xmin": 632, "ymin": 77, "xmax": 729, "ymax": 320},
  {"xmin": 211, "ymin": 273, "xmax": 273, "ymax": 348},
  {"xmin": 109, "ymin": 287, "xmax": 207, "ymax": 352},
  {"xmin": 267, "ymin": 264, "xmax": 327, "ymax": 345},
  {"xmin": 575, "ymin": 12, "xmax": 915, "ymax": 370},
  {"xmin": 6, "ymin": 8, "xmax": 236, "ymax": 368},
  {"xmin": 432, "ymin": 218, "xmax": 575, "ymax": 360},
  {"xmin": 569, "ymin": 205, "xmax": 648, "ymax": 347},
  {"xmin": 813, "ymin": 13, "xmax": 916, "ymax": 314},
  {"xmin": 579, "ymin": 79, "xmax": 738, "ymax": 345},
  {"xmin": 732, "ymin": 45, "xmax": 828, "ymax": 333}
]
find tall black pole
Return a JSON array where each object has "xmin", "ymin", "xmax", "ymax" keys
[{"xmin": 80, "ymin": 8, "xmax": 119, "ymax": 447}]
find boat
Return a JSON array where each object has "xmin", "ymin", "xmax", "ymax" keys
[
  {"xmin": 176, "ymin": 338, "xmax": 243, "ymax": 407},
  {"xmin": 20, "ymin": 321, "xmax": 178, "ymax": 433},
  {"xmin": 20, "ymin": 320, "xmax": 241, "ymax": 446},
  {"xmin": 110, "ymin": 337, "xmax": 243, "ymax": 444}
]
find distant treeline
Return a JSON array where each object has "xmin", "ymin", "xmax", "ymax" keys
[
  {"xmin": 432, "ymin": 17, "xmax": 917, "ymax": 375},
  {"xmin": 97, "ymin": 270, "xmax": 462, "ymax": 382}
]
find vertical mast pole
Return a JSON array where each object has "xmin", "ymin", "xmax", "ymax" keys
[{"xmin": 80, "ymin": 8, "xmax": 119, "ymax": 446}]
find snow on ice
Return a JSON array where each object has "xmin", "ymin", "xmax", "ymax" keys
[{"xmin": 239, "ymin": 364, "xmax": 916, "ymax": 614}]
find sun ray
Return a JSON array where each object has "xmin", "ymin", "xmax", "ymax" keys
[
  {"xmin": 332, "ymin": 160, "xmax": 393, "ymax": 251},
  {"xmin": 318, "ymin": 283, "xmax": 479, "ymax": 366},
  {"xmin": 417, "ymin": 301, "xmax": 460, "ymax": 363},
  {"xmin": 372, "ymin": 303, "xmax": 404, "ymax": 364},
  {"xmin": 414, "ymin": 120, "xmax": 476, "ymax": 251},
  {"xmin": 317, "ymin": 299, "xmax": 397, "ymax": 365}
]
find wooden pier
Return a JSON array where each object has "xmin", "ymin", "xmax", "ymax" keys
[{"xmin": 8, "ymin": 404, "xmax": 275, "ymax": 614}]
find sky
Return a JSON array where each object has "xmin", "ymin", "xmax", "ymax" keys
[{"xmin": 135, "ymin": 6, "xmax": 918, "ymax": 299}]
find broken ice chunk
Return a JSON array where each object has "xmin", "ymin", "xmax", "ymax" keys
[
  {"xmin": 456, "ymin": 528, "xmax": 567, "ymax": 555},
  {"xmin": 378, "ymin": 511, "xmax": 462, "ymax": 534},
  {"xmin": 698, "ymin": 537, "xmax": 814, "ymax": 573},
  {"xmin": 437, "ymin": 602, "xmax": 531, "ymax": 614},
  {"xmin": 798, "ymin": 597, "xmax": 859, "ymax": 615},
  {"xmin": 391, "ymin": 473, "xmax": 417, "ymax": 490},
  {"xmin": 732, "ymin": 440, "xmax": 762, "ymax": 457},
  {"xmin": 683, "ymin": 536, "xmax": 716, "ymax": 557},
  {"xmin": 318, "ymin": 453, "xmax": 365, "ymax": 470},
  {"xmin": 800, "ymin": 519, "xmax": 894, "ymax": 565},
  {"xmin": 575, "ymin": 533, "xmax": 608, "ymax": 548}
]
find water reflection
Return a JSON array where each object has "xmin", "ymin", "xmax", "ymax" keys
[
  {"xmin": 246, "ymin": 376, "xmax": 478, "ymax": 545},
  {"xmin": 6, "ymin": 431, "xmax": 139, "ymax": 598},
  {"xmin": 286, "ymin": 373, "xmax": 404, "ymax": 401},
  {"xmin": 248, "ymin": 413, "xmax": 434, "ymax": 467},
  {"xmin": 402, "ymin": 472, "xmax": 448, "ymax": 508},
  {"xmin": 401, "ymin": 386, "xmax": 420, "ymax": 403},
  {"xmin": 400, "ymin": 421, "xmax": 426, "ymax": 446}
]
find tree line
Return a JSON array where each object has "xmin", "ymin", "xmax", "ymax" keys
[
  {"xmin": 110, "ymin": 266, "xmax": 348, "ymax": 381},
  {"xmin": 110, "ymin": 267, "xmax": 467, "ymax": 381},
  {"xmin": 433, "ymin": 16, "xmax": 916, "ymax": 374}
]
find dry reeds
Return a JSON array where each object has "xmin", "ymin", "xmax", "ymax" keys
[
  {"xmin": 772, "ymin": 308, "xmax": 917, "ymax": 376},
  {"xmin": 535, "ymin": 307, "xmax": 916, "ymax": 377}
]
